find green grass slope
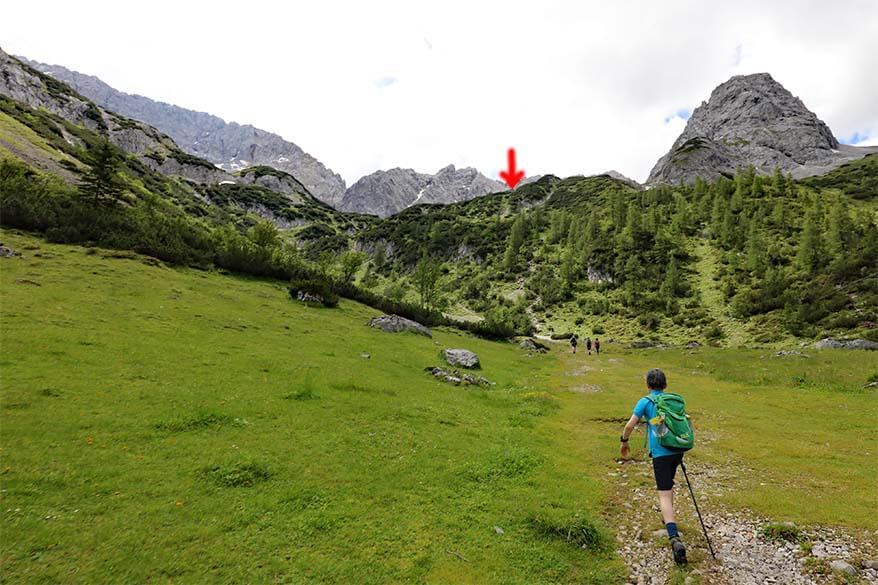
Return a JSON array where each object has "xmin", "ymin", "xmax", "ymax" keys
[{"xmin": 0, "ymin": 229, "xmax": 623, "ymax": 584}]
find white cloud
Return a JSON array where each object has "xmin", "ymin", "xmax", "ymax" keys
[{"xmin": 2, "ymin": 0, "xmax": 876, "ymax": 185}]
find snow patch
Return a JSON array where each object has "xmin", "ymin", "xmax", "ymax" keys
[
  {"xmin": 219, "ymin": 180, "xmax": 236, "ymax": 185},
  {"xmin": 408, "ymin": 188, "xmax": 427, "ymax": 208}
]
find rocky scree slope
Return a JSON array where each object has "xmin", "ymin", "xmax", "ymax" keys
[
  {"xmin": 647, "ymin": 72, "xmax": 878, "ymax": 186},
  {"xmin": 21, "ymin": 56, "xmax": 347, "ymax": 207}
]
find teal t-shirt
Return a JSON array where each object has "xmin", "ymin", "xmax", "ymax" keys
[{"xmin": 633, "ymin": 390, "xmax": 679, "ymax": 459}]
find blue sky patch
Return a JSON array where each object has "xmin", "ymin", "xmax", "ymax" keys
[
  {"xmin": 664, "ymin": 108, "xmax": 692, "ymax": 124},
  {"xmin": 840, "ymin": 131, "xmax": 869, "ymax": 145},
  {"xmin": 373, "ymin": 76, "xmax": 398, "ymax": 89}
]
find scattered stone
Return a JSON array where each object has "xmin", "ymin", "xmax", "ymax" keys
[
  {"xmin": 629, "ymin": 340, "xmax": 660, "ymax": 349},
  {"xmin": 687, "ymin": 341, "xmax": 701, "ymax": 348},
  {"xmin": 443, "ymin": 348, "xmax": 480, "ymax": 369},
  {"xmin": 425, "ymin": 366, "xmax": 492, "ymax": 387},
  {"xmin": 652, "ymin": 528, "xmax": 669, "ymax": 538},
  {"xmin": 774, "ymin": 350, "xmax": 809, "ymax": 358},
  {"xmin": 829, "ymin": 560, "xmax": 857, "ymax": 576},
  {"xmin": 367, "ymin": 314, "xmax": 432, "ymax": 338},
  {"xmin": 14, "ymin": 278, "xmax": 40, "ymax": 286},
  {"xmin": 360, "ymin": 352, "xmax": 371, "ymax": 359},
  {"xmin": 815, "ymin": 337, "xmax": 878, "ymax": 350},
  {"xmin": 862, "ymin": 559, "xmax": 878, "ymax": 569},
  {"xmin": 0, "ymin": 244, "xmax": 16, "ymax": 257},
  {"xmin": 494, "ymin": 526, "xmax": 505, "ymax": 535}
]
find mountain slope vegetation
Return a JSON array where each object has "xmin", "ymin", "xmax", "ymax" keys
[{"xmin": 1, "ymin": 49, "xmax": 876, "ymax": 346}]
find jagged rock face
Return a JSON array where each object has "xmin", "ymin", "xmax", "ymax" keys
[
  {"xmin": 0, "ymin": 49, "xmax": 234, "ymax": 185},
  {"xmin": 23, "ymin": 57, "xmax": 347, "ymax": 206},
  {"xmin": 235, "ymin": 166, "xmax": 311, "ymax": 204},
  {"xmin": 340, "ymin": 165, "xmax": 506, "ymax": 217},
  {"xmin": 647, "ymin": 73, "xmax": 877, "ymax": 185}
]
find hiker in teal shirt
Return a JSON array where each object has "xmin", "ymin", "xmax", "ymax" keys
[{"xmin": 620, "ymin": 368, "xmax": 688, "ymax": 565}]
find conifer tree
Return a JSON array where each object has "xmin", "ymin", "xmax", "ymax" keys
[{"xmin": 79, "ymin": 140, "xmax": 123, "ymax": 204}]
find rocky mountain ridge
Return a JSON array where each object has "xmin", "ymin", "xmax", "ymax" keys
[
  {"xmin": 21, "ymin": 56, "xmax": 348, "ymax": 206},
  {"xmin": 22, "ymin": 56, "xmax": 508, "ymax": 216},
  {"xmin": 341, "ymin": 164, "xmax": 507, "ymax": 217},
  {"xmin": 647, "ymin": 72, "xmax": 878, "ymax": 185}
]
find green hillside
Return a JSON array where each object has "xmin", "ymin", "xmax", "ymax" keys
[
  {"xmin": 2, "ymin": 53, "xmax": 877, "ymax": 346},
  {"xmin": 2, "ymin": 229, "xmax": 876, "ymax": 583}
]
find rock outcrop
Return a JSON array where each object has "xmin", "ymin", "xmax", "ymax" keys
[
  {"xmin": 647, "ymin": 73, "xmax": 878, "ymax": 186},
  {"xmin": 814, "ymin": 338, "xmax": 878, "ymax": 350},
  {"xmin": 368, "ymin": 314, "xmax": 432, "ymax": 338},
  {"xmin": 21, "ymin": 56, "xmax": 347, "ymax": 206},
  {"xmin": 340, "ymin": 165, "xmax": 506, "ymax": 217},
  {"xmin": 0, "ymin": 49, "xmax": 234, "ymax": 186}
]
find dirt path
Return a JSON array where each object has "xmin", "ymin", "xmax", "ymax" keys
[{"xmin": 611, "ymin": 453, "xmax": 877, "ymax": 584}]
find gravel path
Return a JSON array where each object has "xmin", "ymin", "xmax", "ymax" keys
[{"xmin": 611, "ymin": 457, "xmax": 877, "ymax": 584}]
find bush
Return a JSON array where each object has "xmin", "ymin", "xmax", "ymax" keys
[
  {"xmin": 289, "ymin": 279, "xmax": 339, "ymax": 307},
  {"xmin": 638, "ymin": 313, "xmax": 661, "ymax": 331}
]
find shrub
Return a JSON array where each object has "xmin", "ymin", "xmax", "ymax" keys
[
  {"xmin": 289, "ymin": 279, "xmax": 339, "ymax": 307},
  {"xmin": 638, "ymin": 313, "xmax": 661, "ymax": 331}
]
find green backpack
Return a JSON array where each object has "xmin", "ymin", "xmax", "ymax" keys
[{"xmin": 645, "ymin": 393, "xmax": 694, "ymax": 451}]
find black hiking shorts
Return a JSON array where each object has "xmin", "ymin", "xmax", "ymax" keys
[{"xmin": 652, "ymin": 453, "xmax": 684, "ymax": 490}]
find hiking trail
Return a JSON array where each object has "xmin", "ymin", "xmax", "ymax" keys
[{"xmin": 557, "ymin": 348, "xmax": 878, "ymax": 584}]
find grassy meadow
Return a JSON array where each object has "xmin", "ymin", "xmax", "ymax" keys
[{"xmin": 1, "ymin": 228, "xmax": 876, "ymax": 583}]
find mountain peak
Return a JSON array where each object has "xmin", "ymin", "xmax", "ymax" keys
[{"xmin": 645, "ymin": 72, "xmax": 875, "ymax": 186}]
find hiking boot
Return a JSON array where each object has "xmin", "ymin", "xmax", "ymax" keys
[{"xmin": 670, "ymin": 537, "xmax": 687, "ymax": 565}]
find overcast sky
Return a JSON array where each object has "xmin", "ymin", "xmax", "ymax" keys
[{"xmin": 2, "ymin": 1, "xmax": 877, "ymax": 185}]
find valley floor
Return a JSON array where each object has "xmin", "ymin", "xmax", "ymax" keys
[{"xmin": 1, "ymin": 229, "xmax": 876, "ymax": 584}]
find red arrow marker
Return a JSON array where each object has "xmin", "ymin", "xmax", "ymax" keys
[{"xmin": 499, "ymin": 148, "xmax": 525, "ymax": 189}]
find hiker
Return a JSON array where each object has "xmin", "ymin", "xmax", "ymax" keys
[
  {"xmin": 585, "ymin": 337, "xmax": 592, "ymax": 355},
  {"xmin": 570, "ymin": 333, "xmax": 578, "ymax": 354},
  {"xmin": 619, "ymin": 368, "xmax": 692, "ymax": 565},
  {"xmin": 594, "ymin": 338, "xmax": 601, "ymax": 355}
]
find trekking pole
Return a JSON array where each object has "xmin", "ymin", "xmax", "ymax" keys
[{"xmin": 680, "ymin": 462, "xmax": 716, "ymax": 559}]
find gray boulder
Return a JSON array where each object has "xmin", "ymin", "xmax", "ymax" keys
[
  {"xmin": 519, "ymin": 338, "xmax": 549, "ymax": 353},
  {"xmin": 829, "ymin": 560, "xmax": 857, "ymax": 576},
  {"xmin": 814, "ymin": 338, "xmax": 878, "ymax": 350},
  {"xmin": 443, "ymin": 348, "xmax": 480, "ymax": 369},
  {"xmin": 368, "ymin": 314, "xmax": 432, "ymax": 338},
  {"xmin": 629, "ymin": 340, "xmax": 660, "ymax": 349},
  {"xmin": 0, "ymin": 244, "xmax": 16, "ymax": 257}
]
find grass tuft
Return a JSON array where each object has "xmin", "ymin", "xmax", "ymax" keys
[
  {"xmin": 527, "ymin": 510, "xmax": 608, "ymax": 550},
  {"xmin": 199, "ymin": 461, "xmax": 271, "ymax": 488},
  {"xmin": 760, "ymin": 522, "xmax": 802, "ymax": 542},
  {"xmin": 154, "ymin": 412, "xmax": 243, "ymax": 432}
]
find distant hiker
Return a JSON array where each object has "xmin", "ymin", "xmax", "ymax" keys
[
  {"xmin": 594, "ymin": 338, "xmax": 601, "ymax": 354},
  {"xmin": 619, "ymin": 368, "xmax": 694, "ymax": 565},
  {"xmin": 585, "ymin": 337, "xmax": 592, "ymax": 355},
  {"xmin": 570, "ymin": 334, "xmax": 578, "ymax": 354}
]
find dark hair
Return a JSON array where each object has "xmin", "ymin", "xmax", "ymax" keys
[{"xmin": 646, "ymin": 368, "xmax": 667, "ymax": 390}]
